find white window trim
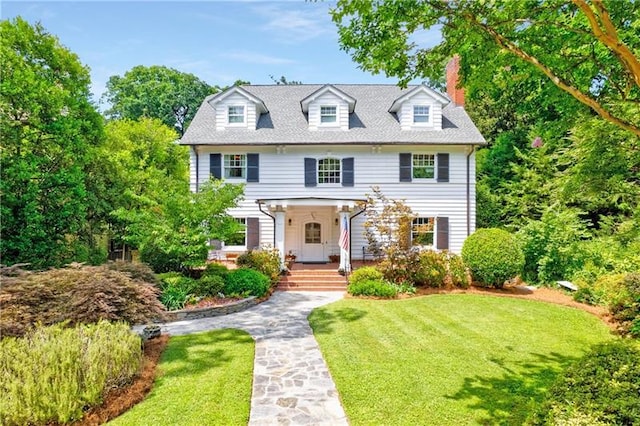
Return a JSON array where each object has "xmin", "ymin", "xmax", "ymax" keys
[
  {"xmin": 412, "ymin": 153, "xmax": 437, "ymax": 181},
  {"xmin": 319, "ymin": 105, "xmax": 338, "ymax": 126},
  {"xmin": 411, "ymin": 217, "xmax": 436, "ymax": 247},
  {"xmin": 412, "ymin": 104, "xmax": 432, "ymax": 126},
  {"xmin": 227, "ymin": 105, "xmax": 246, "ymax": 125},
  {"xmin": 223, "ymin": 153, "xmax": 247, "ymax": 181},
  {"xmin": 317, "ymin": 157, "xmax": 341, "ymax": 185},
  {"xmin": 225, "ymin": 217, "xmax": 247, "ymax": 249}
]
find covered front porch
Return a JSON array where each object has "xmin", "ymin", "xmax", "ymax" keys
[{"xmin": 257, "ymin": 197, "xmax": 365, "ymax": 272}]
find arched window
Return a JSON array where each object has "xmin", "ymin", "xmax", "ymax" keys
[{"xmin": 318, "ymin": 158, "xmax": 340, "ymax": 184}]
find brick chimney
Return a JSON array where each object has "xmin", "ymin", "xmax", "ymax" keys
[{"xmin": 446, "ymin": 55, "xmax": 465, "ymax": 107}]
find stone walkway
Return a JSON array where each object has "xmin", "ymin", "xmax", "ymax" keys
[{"xmin": 158, "ymin": 291, "xmax": 348, "ymax": 426}]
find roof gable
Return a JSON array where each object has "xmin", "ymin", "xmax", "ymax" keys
[
  {"xmin": 207, "ymin": 86, "xmax": 268, "ymax": 114},
  {"xmin": 388, "ymin": 84, "xmax": 450, "ymax": 112},
  {"xmin": 300, "ymin": 84, "xmax": 356, "ymax": 113}
]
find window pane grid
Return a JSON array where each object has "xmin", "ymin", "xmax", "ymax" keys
[
  {"xmin": 305, "ymin": 223, "xmax": 321, "ymax": 244},
  {"xmin": 412, "ymin": 217, "xmax": 434, "ymax": 246},
  {"xmin": 228, "ymin": 106, "xmax": 245, "ymax": 123},
  {"xmin": 413, "ymin": 154, "xmax": 435, "ymax": 179},
  {"xmin": 413, "ymin": 105, "xmax": 430, "ymax": 123},
  {"xmin": 318, "ymin": 158, "xmax": 340, "ymax": 184},
  {"xmin": 320, "ymin": 106, "xmax": 337, "ymax": 123},
  {"xmin": 224, "ymin": 154, "xmax": 246, "ymax": 178}
]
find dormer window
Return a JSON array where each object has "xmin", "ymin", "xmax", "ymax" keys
[
  {"xmin": 413, "ymin": 105, "xmax": 430, "ymax": 123},
  {"xmin": 228, "ymin": 106, "xmax": 245, "ymax": 124},
  {"xmin": 320, "ymin": 106, "xmax": 337, "ymax": 124}
]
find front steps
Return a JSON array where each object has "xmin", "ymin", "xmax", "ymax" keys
[{"xmin": 278, "ymin": 266, "xmax": 347, "ymax": 291}]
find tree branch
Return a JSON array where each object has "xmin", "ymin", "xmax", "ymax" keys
[
  {"xmin": 460, "ymin": 11, "xmax": 640, "ymax": 137},
  {"xmin": 573, "ymin": 0, "xmax": 640, "ymax": 89}
]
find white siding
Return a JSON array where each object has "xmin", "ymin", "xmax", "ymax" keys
[
  {"xmin": 194, "ymin": 145, "xmax": 476, "ymax": 255},
  {"xmin": 308, "ymin": 93, "xmax": 350, "ymax": 131},
  {"xmin": 213, "ymin": 93, "xmax": 258, "ymax": 130},
  {"xmin": 398, "ymin": 93, "xmax": 443, "ymax": 131}
]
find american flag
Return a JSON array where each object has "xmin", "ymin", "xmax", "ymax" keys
[{"xmin": 339, "ymin": 216, "xmax": 349, "ymax": 252}]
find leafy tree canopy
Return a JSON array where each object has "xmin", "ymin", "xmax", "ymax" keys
[
  {"xmin": 332, "ymin": 0, "xmax": 640, "ymax": 136},
  {"xmin": 103, "ymin": 65, "xmax": 217, "ymax": 135},
  {"xmin": 0, "ymin": 17, "xmax": 104, "ymax": 268}
]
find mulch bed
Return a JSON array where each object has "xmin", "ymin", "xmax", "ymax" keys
[
  {"xmin": 185, "ymin": 296, "xmax": 244, "ymax": 309},
  {"xmin": 74, "ymin": 334, "xmax": 168, "ymax": 426}
]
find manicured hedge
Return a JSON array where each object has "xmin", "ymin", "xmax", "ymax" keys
[{"xmin": 462, "ymin": 228, "xmax": 524, "ymax": 287}]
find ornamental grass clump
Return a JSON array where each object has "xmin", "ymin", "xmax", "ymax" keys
[
  {"xmin": 462, "ymin": 228, "xmax": 524, "ymax": 288},
  {"xmin": 0, "ymin": 321, "xmax": 142, "ymax": 426}
]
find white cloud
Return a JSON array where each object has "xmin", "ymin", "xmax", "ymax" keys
[
  {"xmin": 252, "ymin": 3, "xmax": 335, "ymax": 43},
  {"xmin": 222, "ymin": 51, "xmax": 295, "ymax": 65}
]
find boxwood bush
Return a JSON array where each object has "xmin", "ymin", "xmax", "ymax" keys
[
  {"xmin": 528, "ymin": 340, "xmax": 640, "ymax": 425},
  {"xmin": 349, "ymin": 266, "xmax": 384, "ymax": 286},
  {"xmin": 224, "ymin": 268, "xmax": 270, "ymax": 297},
  {"xmin": 347, "ymin": 279, "xmax": 398, "ymax": 298},
  {"xmin": 236, "ymin": 248, "xmax": 281, "ymax": 286},
  {"xmin": 0, "ymin": 321, "xmax": 142, "ymax": 425},
  {"xmin": 462, "ymin": 228, "xmax": 524, "ymax": 288}
]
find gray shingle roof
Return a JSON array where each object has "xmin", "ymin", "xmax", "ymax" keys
[{"xmin": 180, "ymin": 84, "xmax": 486, "ymax": 146}]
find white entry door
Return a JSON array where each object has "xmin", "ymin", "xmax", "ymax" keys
[{"xmin": 301, "ymin": 221, "xmax": 325, "ymax": 262}]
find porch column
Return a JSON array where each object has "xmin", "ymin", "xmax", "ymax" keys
[
  {"xmin": 274, "ymin": 207, "xmax": 286, "ymax": 269},
  {"xmin": 338, "ymin": 211, "xmax": 351, "ymax": 272}
]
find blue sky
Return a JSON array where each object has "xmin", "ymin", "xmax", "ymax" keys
[{"xmin": 3, "ymin": 1, "xmax": 441, "ymax": 106}]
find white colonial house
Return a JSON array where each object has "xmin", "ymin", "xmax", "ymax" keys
[{"xmin": 180, "ymin": 59, "xmax": 486, "ymax": 271}]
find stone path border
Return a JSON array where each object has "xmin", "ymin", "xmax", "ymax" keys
[{"xmin": 157, "ymin": 291, "xmax": 348, "ymax": 425}]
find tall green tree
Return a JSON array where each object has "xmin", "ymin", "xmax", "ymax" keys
[
  {"xmin": 103, "ymin": 65, "xmax": 217, "ymax": 135},
  {"xmin": 98, "ymin": 118, "xmax": 188, "ymax": 252},
  {"xmin": 332, "ymin": 0, "xmax": 640, "ymax": 137},
  {"xmin": 0, "ymin": 18, "xmax": 104, "ymax": 268}
]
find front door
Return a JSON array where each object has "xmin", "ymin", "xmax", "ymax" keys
[{"xmin": 302, "ymin": 221, "xmax": 325, "ymax": 262}]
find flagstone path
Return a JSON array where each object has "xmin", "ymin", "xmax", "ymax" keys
[{"xmin": 158, "ymin": 291, "xmax": 348, "ymax": 425}]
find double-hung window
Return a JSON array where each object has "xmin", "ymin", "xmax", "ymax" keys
[
  {"xmin": 228, "ymin": 105, "xmax": 245, "ymax": 124},
  {"xmin": 225, "ymin": 218, "xmax": 246, "ymax": 246},
  {"xmin": 320, "ymin": 106, "xmax": 337, "ymax": 124},
  {"xmin": 412, "ymin": 154, "xmax": 435, "ymax": 179},
  {"xmin": 412, "ymin": 217, "xmax": 435, "ymax": 246},
  {"xmin": 413, "ymin": 105, "xmax": 430, "ymax": 123},
  {"xmin": 224, "ymin": 154, "xmax": 246, "ymax": 179},
  {"xmin": 318, "ymin": 158, "xmax": 340, "ymax": 184}
]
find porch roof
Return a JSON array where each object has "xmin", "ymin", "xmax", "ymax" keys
[{"xmin": 255, "ymin": 197, "xmax": 366, "ymax": 208}]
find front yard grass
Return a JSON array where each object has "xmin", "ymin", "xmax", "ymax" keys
[
  {"xmin": 109, "ymin": 329, "xmax": 254, "ymax": 426},
  {"xmin": 309, "ymin": 294, "xmax": 613, "ymax": 425}
]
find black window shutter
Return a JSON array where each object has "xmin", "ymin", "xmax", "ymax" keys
[
  {"xmin": 304, "ymin": 158, "xmax": 317, "ymax": 187},
  {"xmin": 210, "ymin": 153, "xmax": 222, "ymax": 179},
  {"xmin": 247, "ymin": 153, "xmax": 259, "ymax": 182},
  {"xmin": 399, "ymin": 153, "xmax": 412, "ymax": 182},
  {"xmin": 437, "ymin": 153, "xmax": 449, "ymax": 182},
  {"xmin": 246, "ymin": 218, "xmax": 260, "ymax": 249},
  {"xmin": 342, "ymin": 157, "xmax": 354, "ymax": 187},
  {"xmin": 436, "ymin": 217, "xmax": 449, "ymax": 250}
]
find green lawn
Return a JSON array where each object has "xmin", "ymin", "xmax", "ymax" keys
[
  {"xmin": 109, "ymin": 329, "xmax": 254, "ymax": 426},
  {"xmin": 309, "ymin": 294, "xmax": 613, "ymax": 425}
]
